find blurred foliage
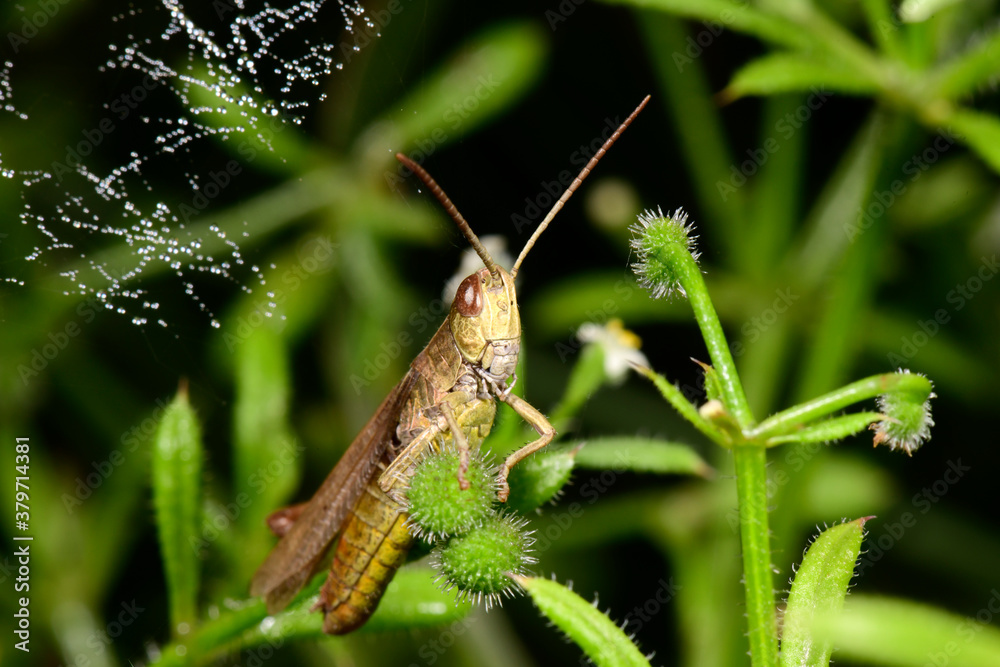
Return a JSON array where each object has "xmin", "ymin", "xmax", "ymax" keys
[{"xmin": 1, "ymin": 0, "xmax": 1000, "ymax": 666}]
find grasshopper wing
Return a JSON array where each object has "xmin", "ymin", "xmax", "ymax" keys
[{"xmin": 251, "ymin": 369, "xmax": 418, "ymax": 613}]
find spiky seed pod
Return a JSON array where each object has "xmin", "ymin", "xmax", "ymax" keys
[
  {"xmin": 873, "ymin": 371, "xmax": 935, "ymax": 455},
  {"xmin": 629, "ymin": 206, "xmax": 700, "ymax": 300},
  {"xmin": 433, "ymin": 511, "xmax": 536, "ymax": 609},
  {"xmin": 406, "ymin": 450, "xmax": 495, "ymax": 541}
]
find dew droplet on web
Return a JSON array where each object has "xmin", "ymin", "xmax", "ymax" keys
[{"xmin": 6, "ymin": 0, "xmax": 367, "ymax": 330}]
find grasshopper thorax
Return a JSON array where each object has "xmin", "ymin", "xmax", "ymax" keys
[{"xmin": 449, "ymin": 266, "xmax": 520, "ymax": 382}]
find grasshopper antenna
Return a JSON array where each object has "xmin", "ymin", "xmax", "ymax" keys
[
  {"xmin": 510, "ymin": 94, "xmax": 650, "ymax": 279},
  {"xmin": 396, "ymin": 152, "xmax": 499, "ymax": 275}
]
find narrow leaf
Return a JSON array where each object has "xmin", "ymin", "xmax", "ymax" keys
[
  {"xmin": 601, "ymin": 0, "xmax": 809, "ymax": 50},
  {"xmin": 948, "ymin": 109, "xmax": 1000, "ymax": 176},
  {"xmin": 571, "ymin": 437, "xmax": 712, "ymax": 477},
  {"xmin": 812, "ymin": 594, "xmax": 1000, "ymax": 666},
  {"xmin": 184, "ymin": 61, "xmax": 320, "ymax": 175},
  {"xmin": 376, "ymin": 22, "xmax": 547, "ymax": 154},
  {"xmin": 635, "ymin": 366, "xmax": 727, "ymax": 446},
  {"xmin": 694, "ymin": 359, "xmax": 724, "ymax": 404},
  {"xmin": 931, "ymin": 27, "xmax": 1000, "ymax": 100},
  {"xmin": 791, "ymin": 109, "xmax": 887, "ymax": 291},
  {"xmin": 765, "ymin": 411, "xmax": 883, "ymax": 446},
  {"xmin": 152, "ymin": 384, "xmax": 204, "ymax": 634},
  {"xmin": 505, "ymin": 448, "xmax": 577, "ymax": 514},
  {"xmin": 232, "ymin": 326, "xmax": 301, "ymax": 562},
  {"xmin": 781, "ymin": 517, "xmax": 868, "ymax": 667},
  {"xmin": 549, "ymin": 344, "xmax": 606, "ymax": 432},
  {"xmin": 515, "ymin": 575, "xmax": 650, "ymax": 667},
  {"xmin": 722, "ymin": 53, "xmax": 879, "ymax": 102}
]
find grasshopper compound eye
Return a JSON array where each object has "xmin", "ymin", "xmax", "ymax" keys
[{"xmin": 455, "ymin": 274, "xmax": 484, "ymax": 317}]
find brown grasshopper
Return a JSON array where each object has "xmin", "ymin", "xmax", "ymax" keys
[{"xmin": 250, "ymin": 95, "xmax": 649, "ymax": 634}]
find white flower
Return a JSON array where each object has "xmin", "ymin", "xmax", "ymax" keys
[
  {"xmin": 576, "ymin": 318, "xmax": 648, "ymax": 384},
  {"xmin": 442, "ymin": 235, "xmax": 514, "ymax": 303}
]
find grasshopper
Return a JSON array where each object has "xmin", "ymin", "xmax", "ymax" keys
[{"xmin": 250, "ymin": 95, "xmax": 649, "ymax": 634}]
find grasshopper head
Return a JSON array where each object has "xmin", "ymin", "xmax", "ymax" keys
[
  {"xmin": 395, "ymin": 91, "xmax": 649, "ymax": 383},
  {"xmin": 449, "ymin": 266, "xmax": 520, "ymax": 376}
]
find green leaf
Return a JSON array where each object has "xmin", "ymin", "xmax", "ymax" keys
[
  {"xmin": 765, "ymin": 411, "xmax": 883, "ymax": 446},
  {"xmin": 149, "ymin": 569, "xmax": 472, "ymax": 665},
  {"xmin": 369, "ymin": 21, "xmax": 547, "ymax": 157},
  {"xmin": 505, "ymin": 448, "xmax": 577, "ymax": 514},
  {"xmin": 722, "ymin": 52, "xmax": 879, "ymax": 101},
  {"xmin": 812, "ymin": 594, "xmax": 1000, "ymax": 666},
  {"xmin": 571, "ymin": 437, "xmax": 712, "ymax": 477},
  {"xmin": 549, "ymin": 343, "xmax": 606, "ymax": 432},
  {"xmin": 184, "ymin": 61, "xmax": 322, "ymax": 175},
  {"xmin": 515, "ymin": 575, "xmax": 651, "ymax": 667},
  {"xmin": 601, "ymin": 0, "xmax": 809, "ymax": 50},
  {"xmin": 527, "ymin": 273, "xmax": 679, "ymax": 339},
  {"xmin": 152, "ymin": 384, "xmax": 204, "ymax": 634},
  {"xmin": 859, "ymin": 0, "xmax": 905, "ymax": 61},
  {"xmin": 792, "ymin": 109, "xmax": 887, "ymax": 291},
  {"xmin": 635, "ymin": 366, "xmax": 727, "ymax": 447},
  {"xmin": 780, "ymin": 517, "xmax": 868, "ymax": 667},
  {"xmin": 947, "ymin": 109, "xmax": 1000, "ymax": 176},
  {"xmin": 637, "ymin": 12, "xmax": 746, "ymax": 243},
  {"xmin": 232, "ymin": 327, "xmax": 301, "ymax": 548},
  {"xmin": 694, "ymin": 359, "xmax": 725, "ymax": 404},
  {"xmin": 931, "ymin": 27, "xmax": 1000, "ymax": 99},
  {"xmin": 240, "ymin": 567, "xmax": 475, "ymax": 643}
]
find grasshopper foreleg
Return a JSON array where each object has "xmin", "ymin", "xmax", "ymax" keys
[
  {"xmin": 439, "ymin": 401, "xmax": 471, "ymax": 490},
  {"xmin": 495, "ymin": 392, "xmax": 556, "ymax": 502}
]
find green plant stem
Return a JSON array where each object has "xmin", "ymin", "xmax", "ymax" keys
[
  {"xmin": 675, "ymin": 248, "xmax": 754, "ymax": 429},
  {"xmin": 749, "ymin": 372, "xmax": 931, "ymax": 440},
  {"xmin": 734, "ymin": 446, "xmax": 778, "ymax": 667},
  {"xmin": 672, "ymin": 236, "xmax": 778, "ymax": 665}
]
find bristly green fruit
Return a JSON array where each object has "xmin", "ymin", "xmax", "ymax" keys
[
  {"xmin": 433, "ymin": 511, "xmax": 536, "ymax": 608},
  {"xmin": 873, "ymin": 371, "xmax": 935, "ymax": 455},
  {"xmin": 629, "ymin": 207, "xmax": 699, "ymax": 300},
  {"xmin": 406, "ymin": 450, "xmax": 495, "ymax": 540}
]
